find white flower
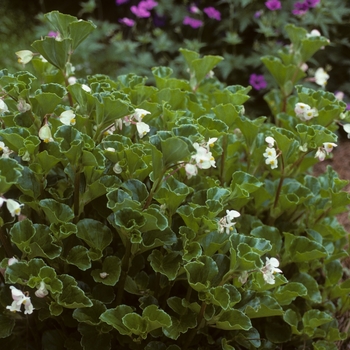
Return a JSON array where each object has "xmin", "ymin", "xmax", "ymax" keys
[
  {"xmin": 315, "ymin": 147, "xmax": 326, "ymax": 161},
  {"xmin": 68, "ymin": 76, "xmax": 77, "ymax": 85},
  {"xmin": 136, "ymin": 121, "xmax": 150, "ymax": 138},
  {"xmin": 0, "ymin": 99, "xmax": 9, "ymax": 113},
  {"xmin": 314, "ymin": 68, "xmax": 329, "ymax": 87},
  {"xmin": 263, "ymin": 147, "xmax": 276, "ymax": 159},
  {"xmin": 206, "ymin": 137, "xmax": 218, "ymax": 151},
  {"xmin": 82, "ymin": 84, "xmax": 91, "ymax": 92},
  {"xmin": 265, "ymin": 156, "xmax": 278, "ymax": 169},
  {"xmin": 106, "ymin": 147, "xmax": 116, "ymax": 152},
  {"xmin": 265, "ymin": 136, "xmax": 275, "ymax": 148},
  {"xmin": 8, "ymin": 257, "xmax": 18, "ymax": 266},
  {"xmin": 39, "ymin": 124, "xmax": 54, "ymax": 143},
  {"xmin": 323, "ymin": 142, "xmax": 337, "ymax": 154},
  {"xmin": 335, "ymin": 91, "xmax": 344, "ymax": 101},
  {"xmin": 261, "ymin": 257, "xmax": 282, "ymax": 285},
  {"xmin": 192, "ymin": 143, "xmax": 216, "ymax": 169},
  {"xmin": 185, "ymin": 163, "xmax": 198, "ymax": 179},
  {"xmin": 99, "ymin": 272, "xmax": 109, "ymax": 279},
  {"xmin": 306, "ymin": 29, "xmax": 321, "ymax": 38},
  {"xmin": 343, "ymin": 124, "xmax": 350, "ymax": 139},
  {"xmin": 218, "ymin": 209, "xmax": 240, "ymax": 234},
  {"xmin": 6, "ymin": 199, "xmax": 23, "ymax": 217},
  {"xmin": 133, "ymin": 108, "xmax": 151, "ymax": 122},
  {"xmin": 6, "ymin": 286, "xmax": 34, "ymax": 314},
  {"xmin": 294, "ymin": 102, "xmax": 311, "ymax": 116},
  {"xmin": 299, "ymin": 143, "xmax": 308, "ymax": 152},
  {"xmin": 59, "ymin": 110, "xmax": 76, "ymax": 126},
  {"xmin": 294, "ymin": 103, "xmax": 318, "ymax": 121},
  {"xmin": 113, "ymin": 162, "xmax": 122, "ymax": 174},
  {"xmin": 15, "ymin": 50, "xmax": 34, "ymax": 65},
  {"xmin": 17, "ymin": 99, "xmax": 31, "ymax": 113},
  {"xmin": 35, "ymin": 281, "xmax": 49, "ymax": 298}
]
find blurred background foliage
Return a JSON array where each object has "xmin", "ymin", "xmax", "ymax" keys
[{"xmin": 1, "ymin": 0, "xmax": 350, "ymax": 116}]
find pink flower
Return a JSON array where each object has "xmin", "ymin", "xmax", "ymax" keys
[
  {"xmin": 249, "ymin": 74, "xmax": 267, "ymax": 90},
  {"xmin": 292, "ymin": 1, "xmax": 309, "ymax": 15},
  {"xmin": 183, "ymin": 16, "xmax": 203, "ymax": 28},
  {"xmin": 203, "ymin": 7, "xmax": 221, "ymax": 20},
  {"xmin": 48, "ymin": 31, "xmax": 59, "ymax": 38},
  {"xmin": 306, "ymin": 0, "xmax": 320, "ymax": 7},
  {"xmin": 119, "ymin": 17, "xmax": 135, "ymax": 26},
  {"xmin": 131, "ymin": 5, "xmax": 151, "ymax": 18},
  {"xmin": 265, "ymin": 0, "xmax": 282, "ymax": 10},
  {"xmin": 189, "ymin": 4, "xmax": 200, "ymax": 14},
  {"xmin": 139, "ymin": 0, "xmax": 158, "ymax": 10}
]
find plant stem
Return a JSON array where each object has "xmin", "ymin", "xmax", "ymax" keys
[
  {"xmin": 0, "ymin": 226, "xmax": 14, "ymax": 257},
  {"xmin": 73, "ymin": 170, "xmax": 81, "ymax": 223},
  {"xmin": 116, "ymin": 239, "xmax": 132, "ymax": 305},
  {"xmin": 183, "ymin": 301, "xmax": 207, "ymax": 350}
]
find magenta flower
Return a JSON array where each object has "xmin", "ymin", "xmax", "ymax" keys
[
  {"xmin": 249, "ymin": 74, "xmax": 267, "ymax": 90},
  {"xmin": 183, "ymin": 16, "xmax": 203, "ymax": 28},
  {"xmin": 346, "ymin": 103, "xmax": 350, "ymax": 111},
  {"xmin": 254, "ymin": 10, "xmax": 263, "ymax": 18},
  {"xmin": 305, "ymin": 0, "xmax": 320, "ymax": 7},
  {"xmin": 115, "ymin": 0, "xmax": 129, "ymax": 4},
  {"xmin": 265, "ymin": 0, "xmax": 282, "ymax": 10},
  {"xmin": 203, "ymin": 7, "xmax": 221, "ymax": 20},
  {"xmin": 131, "ymin": 5, "xmax": 151, "ymax": 18},
  {"xmin": 189, "ymin": 4, "xmax": 200, "ymax": 14},
  {"xmin": 292, "ymin": 1, "xmax": 309, "ymax": 15},
  {"xmin": 48, "ymin": 31, "xmax": 59, "ymax": 38},
  {"xmin": 139, "ymin": 0, "xmax": 158, "ymax": 10},
  {"xmin": 119, "ymin": 17, "xmax": 135, "ymax": 26}
]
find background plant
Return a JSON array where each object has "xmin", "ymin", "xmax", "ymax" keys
[{"xmin": 0, "ymin": 6, "xmax": 350, "ymax": 350}]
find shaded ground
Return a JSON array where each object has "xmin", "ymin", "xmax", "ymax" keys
[
  {"xmin": 313, "ymin": 137, "xmax": 350, "ymax": 349},
  {"xmin": 313, "ymin": 137, "xmax": 350, "ymax": 231}
]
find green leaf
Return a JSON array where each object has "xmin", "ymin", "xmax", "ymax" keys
[
  {"xmin": 302, "ymin": 310, "xmax": 333, "ymax": 337},
  {"xmin": 57, "ymin": 274, "xmax": 92, "ymax": 308},
  {"xmin": 91, "ymin": 256, "xmax": 121, "ymax": 286},
  {"xmin": 9, "ymin": 219, "xmax": 35, "ymax": 254},
  {"xmin": 215, "ymin": 309, "xmax": 252, "ymax": 331},
  {"xmin": 76, "ymin": 219, "xmax": 113, "ymax": 253},
  {"xmin": 100, "ymin": 305, "xmax": 134, "ymax": 336},
  {"xmin": 242, "ymin": 295, "xmax": 284, "ymax": 318},
  {"xmin": 78, "ymin": 324, "xmax": 112, "ymax": 350},
  {"xmin": 0, "ymin": 157, "xmax": 23, "ymax": 193},
  {"xmin": 273, "ymin": 282, "xmax": 308, "ymax": 305},
  {"xmin": 261, "ymin": 56, "xmax": 306, "ymax": 90},
  {"xmin": 290, "ymin": 273, "xmax": 322, "ymax": 303},
  {"xmin": 148, "ymin": 250, "xmax": 182, "ymax": 281},
  {"xmin": 184, "ymin": 256, "xmax": 219, "ymax": 292},
  {"xmin": 73, "ymin": 299, "xmax": 107, "ymax": 325},
  {"xmin": 65, "ymin": 245, "xmax": 91, "ymax": 270},
  {"xmin": 161, "ymin": 137, "xmax": 190, "ymax": 167},
  {"xmin": 39, "ymin": 199, "xmax": 74, "ymax": 224},
  {"xmin": 32, "ymin": 37, "xmax": 72, "ymax": 70},
  {"xmin": 0, "ymin": 315, "xmax": 15, "ymax": 338}
]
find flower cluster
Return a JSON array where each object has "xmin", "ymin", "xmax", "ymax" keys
[
  {"xmin": 294, "ymin": 102, "xmax": 318, "ymax": 121},
  {"xmin": 314, "ymin": 67, "xmax": 329, "ymax": 87},
  {"xmin": 260, "ymin": 257, "xmax": 282, "ymax": 284},
  {"xmin": 185, "ymin": 138, "xmax": 217, "ymax": 178},
  {"xmin": 218, "ymin": 210, "xmax": 240, "ymax": 234},
  {"xmin": 0, "ymin": 99, "xmax": 9, "ymax": 114},
  {"xmin": 263, "ymin": 136, "xmax": 279, "ymax": 169},
  {"xmin": 292, "ymin": 0, "xmax": 320, "ymax": 15},
  {"xmin": 0, "ymin": 198, "xmax": 23, "ymax": 217},
  {"xmin": 123, "ymin": 108, "xmax": 151, "ymax": 138},
  {"xmin": 0, "ymin": 141, "xmax": 12, "ymax": 158},
  {"xmin": 249, "ymin": 74, "xmax": 267, "ymax": 91},
  {"xmin": 315, "ymin": 142, "xmax": 337, "ymax": 161},
  {"xmin": 6, "ymin": 286, "xmax": 34, "ymax": 315}
]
